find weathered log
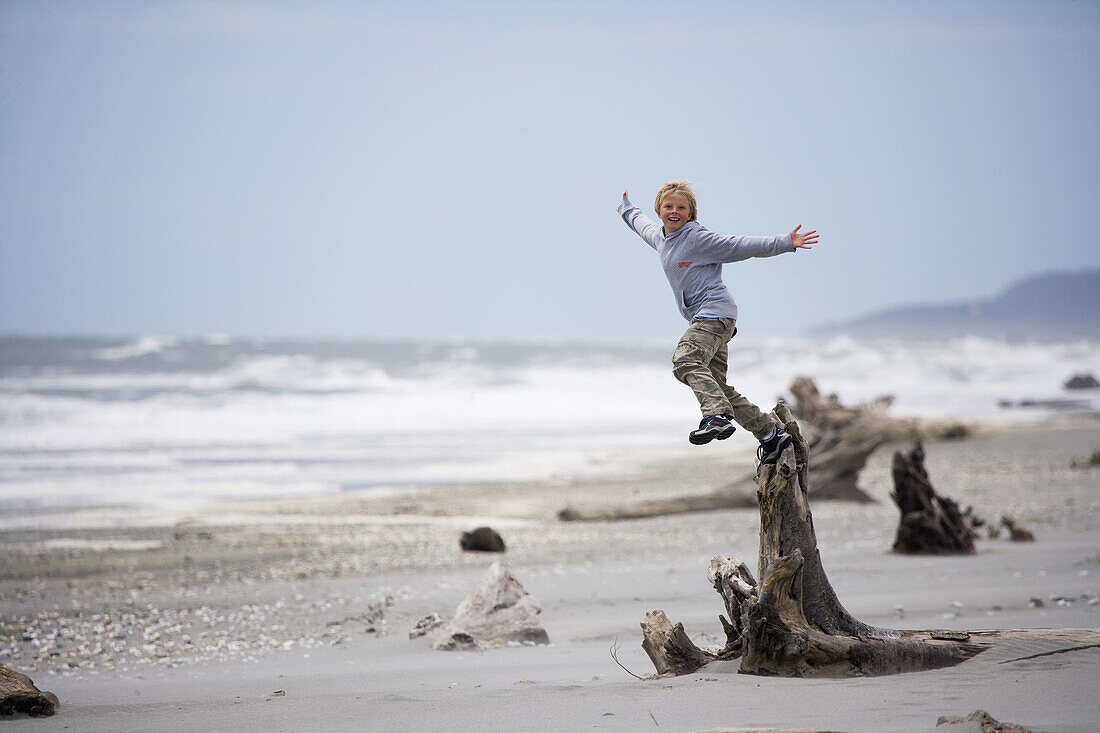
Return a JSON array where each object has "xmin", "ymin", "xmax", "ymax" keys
[
  {"xmin": 791, "ymin": 375, "xmax": 973, "ymax": 444},
  {"xmin": 562, "ymin": 375, "xmax": 885, "ymax": 523},
  {"xmin": 0, "ymin": 664, "xmax": 59, "ymax": 717},
  {"xmin": 791, "ymin": 376, "xmax": 974, "ymax": 503},
  {"xmin": 789, "ymin": 376, "xmax": 889, "ymax": 434},
  {"xmin": 891, "ymin": 442, "xmax": 977, "ymax": 555},
  {"xmin": 641, "ymin": 400, "xmax": 993, "ymax": 678}
]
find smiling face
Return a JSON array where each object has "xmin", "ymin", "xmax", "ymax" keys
[{"xmin": 658, "ymin": 192, "xmax": 692, "ymax": 234}]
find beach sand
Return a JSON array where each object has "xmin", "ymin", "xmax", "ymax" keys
[{"xmin": 2, "ymin": 418, "xmax": 1099, "ymax": 732}]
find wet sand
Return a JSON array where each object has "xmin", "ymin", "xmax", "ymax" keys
[{"xmin": 2, "ymin": 418, "xmax": 1099, "ymax": 731}]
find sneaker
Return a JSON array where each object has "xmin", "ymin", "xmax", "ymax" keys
[
  {"xmin": 689, "ymin": 414, "xmax": 736, "ymax": 445},
  {"xmin": 757, "ymin": 426, "xmax": 793, "ymax": 464}
]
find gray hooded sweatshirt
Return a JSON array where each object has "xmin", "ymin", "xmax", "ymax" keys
[{"xmin": 617, "ymin": 194, "xmax": 794, "ymax": 323}]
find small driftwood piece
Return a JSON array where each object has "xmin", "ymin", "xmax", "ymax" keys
[
  {"xmin": 640, "ymin": 610, "xmax": 718, "ymax": 676},
  {"xmin": 999, "ymin": 516, "xmax": 1035, "ymax": 542},
  {"xmin": 986, "ymin": 515, "xmax": 1035, "ymax": 543},
  {"xmin": 641, "ymin": 401, "xmax": 992, "ymax": 678},
  {"xmin": 891, "ymin": 442, "xmax": 977, "ymax": 555},
  {"xmin": 0, "ymin": 664, "xmax": 59, "ymax": 717}
]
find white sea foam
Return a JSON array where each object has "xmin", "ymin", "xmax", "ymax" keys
[
  {"xmin": 90, "ymin": 335, "xmax": 177, "ymax": 360},
  {"xmin": 1, "ymin": 336, "xmax": 1096, "ymax": 527}
]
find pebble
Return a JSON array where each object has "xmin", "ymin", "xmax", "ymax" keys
[{"xmin": 3, "ymin": 589, "xmax": 391, "ymax": 677}]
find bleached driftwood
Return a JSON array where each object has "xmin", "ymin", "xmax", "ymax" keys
[
  {"xmin": 788, "ymin": 376, "xmax": 889, "ymax": 503},
  {"xmin": 640, "ymin": 610, "xmax": 720, "ymax": 676},
  {"xmin": 891, "ymin": 442, "xmax": 977, "ymax": 555},
  {"xmin": 790, "ymin": 376, "xmax": 973, "ymax": 503},
  {"xmin": 640, "ymin": 401, "xmax": 993, "ymax": 678},
  {"xmin": 563, "ymin": 376, "xmax": 922, "ymax": 522},
  {"xmin": 412, "ymin": 561, "xmax": 549, "ymax": 651},
  {"xmin": 0, "ymin": 664, "xmax": 58, "ymax": 717},
  {"xmin": 560, "ymin": 376, "xmax": 973, "ymax": 522},
  {"xmin": 791, "ymin": 375, "xmax": 972, "ymax": 444}
]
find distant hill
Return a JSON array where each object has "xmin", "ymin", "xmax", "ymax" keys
[{"xmin": 813, "ymin": 270, "xmax": 1100, "ymax": 339}]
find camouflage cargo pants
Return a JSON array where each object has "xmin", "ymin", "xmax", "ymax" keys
[{"xmin": 672, "ymin": 317, "xmax": 775, "ymax": 440}]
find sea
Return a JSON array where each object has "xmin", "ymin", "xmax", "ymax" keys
[{"xmin": 1, "ymin": 335, "xmax": 1097, "ymax": 529}]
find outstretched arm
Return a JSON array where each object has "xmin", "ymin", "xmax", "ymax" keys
[
  {"xmin": 617, "ymin": 189, "xmax": 661, "ymax": 249},
  {"xmin": 790, "ymin": 225, "xmax": 819, "ymax": 250}
]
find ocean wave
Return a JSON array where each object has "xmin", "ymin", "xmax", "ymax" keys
[
  {"xmin": 1, "ymin": 335, "xmax": 1096, "ymax": 525},
  {"xmin": 90, "ymin": 335, "xmax": 178, "ymax": 361}
]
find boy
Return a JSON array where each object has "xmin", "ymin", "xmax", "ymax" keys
[{"xmin": 617, "ymin": 181, "xmax": 818, "ymax": 464}]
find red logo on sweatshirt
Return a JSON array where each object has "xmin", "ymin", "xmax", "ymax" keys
[{"xmin": 678, "ymin": 261, "xmax": 693, "ymax": 268}]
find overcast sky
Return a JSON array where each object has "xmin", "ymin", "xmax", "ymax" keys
[{"xmin": 2, "ymin": 0, "xmax": 1097, "ymax": 341}]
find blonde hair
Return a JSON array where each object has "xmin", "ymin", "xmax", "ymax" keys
[{"xmin": 654, "ymin": 180, "xmax": 698, "ymax": 222}]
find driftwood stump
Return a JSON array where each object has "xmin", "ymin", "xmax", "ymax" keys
[
  {"xmin": 891, "ymin": 442, "xmax": 977, "ymax": 555},
  {"xmin": 0, "ymin": 664, "xmax": 59, "ymax": 717},
  {"xmin": 640, "ymin": 400, "xmax": 992, "ymax": 678}
]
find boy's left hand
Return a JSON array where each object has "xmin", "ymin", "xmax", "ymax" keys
[{"xmin": 790, "ymin": 225, "xmax": 818, "ymax": 250}]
